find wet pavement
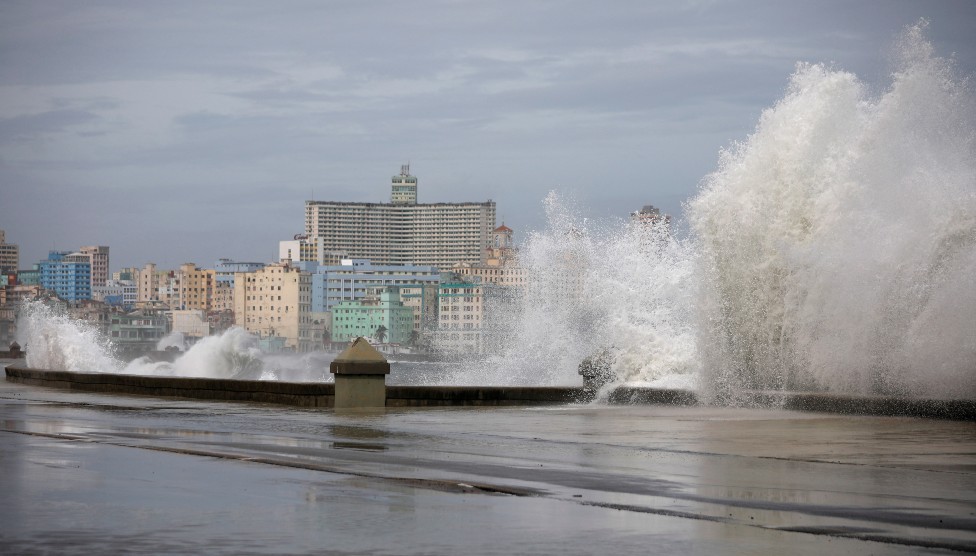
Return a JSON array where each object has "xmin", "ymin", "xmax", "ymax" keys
[{"xmin": 1, "ymin": 372, "xmax": 975, "ymax": 555}]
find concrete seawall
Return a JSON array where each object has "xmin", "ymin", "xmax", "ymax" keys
[{"xmin": 5, "ymin": 365, "xmax": 975, "ymax": 420}]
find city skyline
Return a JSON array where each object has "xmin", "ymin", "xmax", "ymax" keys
[{"xmin": 1, "ymin": 2, "xmax": 974, "ymax": 270}]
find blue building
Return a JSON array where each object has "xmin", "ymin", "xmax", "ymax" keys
[
  {"xmin": 309, "ymin": 259, "xmax": 441, "ymax": 313},
  {"xmin": 214, "ymin": 259, "xmax": 267, "ymax": 287},
  {"xmin": 39, "ymin": 251, "xmax": 91, "ymax": 302}
]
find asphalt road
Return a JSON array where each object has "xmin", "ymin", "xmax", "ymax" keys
[{"xmin": 1, "ymin": 372, "xmax": 974, "ymax": 555}]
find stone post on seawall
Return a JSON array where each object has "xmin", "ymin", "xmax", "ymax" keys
[{"xmin": 329, "ymin": 337, "xmax": 390, "ymax": 409}]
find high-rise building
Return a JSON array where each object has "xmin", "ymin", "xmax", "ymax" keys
[
  {"xmin": 138, "ymin": 263, "xmax": 157, "ymax": 302},
  {"xmin": 390, "ymin": 164, "xmax": 417, "ymax": 204},
  {"xmin": 0, "ymin": 230, "xmax": 19, "ymax": 273},
  {"xmin": 305, "ymin": 166, "xmax": 496, "ymax": 270},
  {"xmin": 80, "ymin": 246, "xmax": 109, "ymax": 289},
  {"xmin": 39, "ymin": 251, "xmax": 92, "ymax": 302}
]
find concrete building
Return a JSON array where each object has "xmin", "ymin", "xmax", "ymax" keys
[
  {"xmin": 305, "ymin": 167, "xmax": 496, "ymax": 270},
  {"xmin": 39, "ymin": 251, "xmax": 91, "ymax": 302},
  {"xmin": 214, "ymin": 259, "xmax": 266, "ymax": 287},
  {"xmin": 331, "ymin": 288, "xmax": 414, "ymax": 345},
  {"xmin": 433, "ymin": 281, "xmax": 486, "ymax": 354},
  {"xmin": 170, "ymin": 309, "xmax": 210, "ymax": 340},
  {"xmin": 80, "ymin": 246, "xmax": 110, "ymax": 289},
  {"xmin": 0, "ymin": 230, "xmax": 19, "ymax": 273},
  {"xmin": 137, "ymin": 263, "xmax": 165, "ymax": 303},
  {"xmin": 399, "ymin": 283, "xmax": 439, "ymax": 334},
  {"xmin": 108, "ymin": 309, "xmax": 168, "ymax": 358},
  {"xmin": 452, "ymin": 224, "xmax": 527, "ymax": 288},
  {"xmin": 390, "ymin": 164, "xmax": 417, "ymax": 204},
  {"xmin": 213, "ymin": 259, "xmax": 266, "ymax": 314},
  {"xmin": 113, "ymin": 267, "xmax": 141, "ymax": 282},
  {"xmin": 233, "ymin": 262, "xmax": 314, "ymax": 352},
  {"xmin": 92, "ymin": 279, "xmax": 137, "ymax": 308},
  {"xmin": 177, "ymin": 263, "xmax": 215, "ymax": 311},
  {"xmin": 278, "ymin": 236, "xmax": 347, "ymax": 266},
  {"xmin": 310, "ymin": 259, "xmax": 441, "ymax": 313},
  {"xmin": 15, "ymin": 266, "xmax": 39, "ymax": 286}
]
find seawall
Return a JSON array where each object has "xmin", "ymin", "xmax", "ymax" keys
[{"xmin": 4, "ymin": 365, "xmax": 975, "ymax": 420}]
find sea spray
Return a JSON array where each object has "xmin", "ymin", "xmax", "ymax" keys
[
  {"xmin": 454, "ymin": 192, "xmax": 699, "ymax": 386},
  {"xmin": 16, "ymin": 299, "xmax": 122, "ymax": 373},
  {"xmin": 689, "ymin": 21, "xmax": 976, "ymax": 399},
  {"xmin": 125, "ymin": 327, "xmax": 264, "ymax": 379}
]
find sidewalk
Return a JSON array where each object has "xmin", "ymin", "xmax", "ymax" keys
[{"xmin": 1, "ymin": 374, "xmax": 974, "ymax": 555}]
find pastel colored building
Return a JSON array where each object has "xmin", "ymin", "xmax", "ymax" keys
[
  {"xmin": 233, "ymin": 262, "xmax": 314, "ymax": 352},
  {"xmin": 310, "ymin": 259, "xmax": 441, "ymax": 313},
  {"xmin": 39, "ymin": 251, "xmax": 91, "ymax": 302},
  {"xmin": 331, "ymin": 288, "xmax": 414, "ymax": 345}
]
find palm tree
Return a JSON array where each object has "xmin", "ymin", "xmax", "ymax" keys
[{"xmin": 375, "ymin": 325, "xmax": 388, "ymax": 344}]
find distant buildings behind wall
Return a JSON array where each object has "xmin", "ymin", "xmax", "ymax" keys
[{"xmin": 0, "ymin": 173, "xmax": 673, "ymax": 359}]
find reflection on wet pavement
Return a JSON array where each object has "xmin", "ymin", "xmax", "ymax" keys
[{"xmin": 1, "ymin": 378, "xmax": 974, "ymax": 555}]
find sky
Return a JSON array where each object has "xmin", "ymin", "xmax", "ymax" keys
[{"xmin": 1, "ymin": 1, "xmax": 974, "ymax": 271}]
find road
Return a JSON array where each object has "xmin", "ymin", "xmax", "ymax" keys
[{"xmin": 1, "ymin": 370, "xmax": 974, "ymax": 555}]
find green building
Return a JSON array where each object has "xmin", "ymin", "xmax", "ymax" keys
[{"xmin": 331, "ymin": 287, "xmax": 414, "ymax": 344}]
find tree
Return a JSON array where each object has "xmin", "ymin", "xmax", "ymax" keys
[{"xmin": 375, "ymin": 325, "xmax": 388, "ymax": 343}]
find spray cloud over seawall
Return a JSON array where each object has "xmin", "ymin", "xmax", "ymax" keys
[
  {"xmin": 457, "ymin": 192, "xmax": 699, "ymax": 387},
  {"xmin": 688, "ymin": 22, "xmax": 976, "ymax": 399}
]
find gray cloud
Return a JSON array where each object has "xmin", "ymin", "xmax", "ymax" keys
[
  {"xmin": 1, "ymin": 0, "xmax": 974, "ymax": 269},
  {"xmin": 0, "ymin": 109, "xmax": 101, "ymax": 142}
]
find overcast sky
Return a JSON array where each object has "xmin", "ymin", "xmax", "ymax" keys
[{"xmin": 1, "ymin": 1, "xmax": 974, "ymax": 271}]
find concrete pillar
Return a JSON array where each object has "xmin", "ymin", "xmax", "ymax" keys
[{"xmin": 330, "ymin": 337, "xmax": 390, "ymax": 409}]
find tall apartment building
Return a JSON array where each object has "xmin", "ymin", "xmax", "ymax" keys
[
  {"xmin": 177, "ymin": 263, "xmax": 215, "ymax": 311},
  {"xmin": 305, "ymin": 166, "xmax": 496, "ymax": 270},
  {"xmin": 0, "ymin": 230, "xmax": 19, "ymax": 273},
  {"xmin": 138, "ymin": 263, "xmax": 160, "ymax": 302},
  {"xmin": 39, "ymin": 251, "xmax": 92, "ymax": 302},
  {"xmin": 80, "ymin": 246, "xmax": 109, "ymax": 289},
  {"xmin": 233, "ymin": 262, "xmax": 314, "ymax": 352}
]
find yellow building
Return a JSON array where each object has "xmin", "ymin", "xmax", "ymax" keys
[
  {"xmin": 233, "ymin": 262, "xmax": 314, "ymax": 352},
  {"xmin": 177, "ymin": 263, "xmax": 215, "ymax": 311}
]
